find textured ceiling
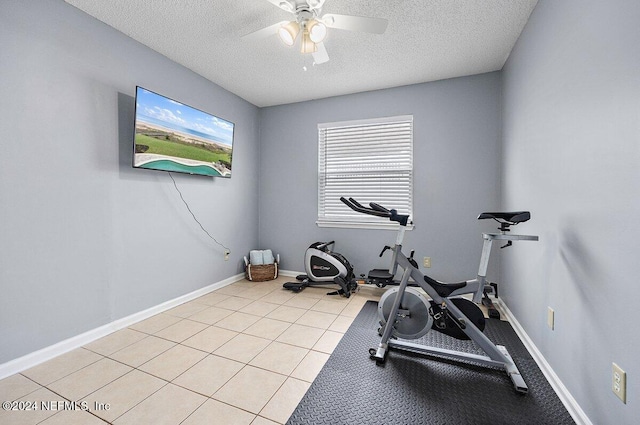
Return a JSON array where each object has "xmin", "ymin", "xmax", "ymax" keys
[{"xmin": 63, "ymin": 0, "xmax": 538, "ymax": 107}]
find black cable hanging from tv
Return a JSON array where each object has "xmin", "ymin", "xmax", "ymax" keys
[{"xmin": 168, "ymin": 172, "xmax": 230, "ymax": 253}]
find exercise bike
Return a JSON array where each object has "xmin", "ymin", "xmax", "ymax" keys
[
  {"xmin": 283, "ymin": 241, "xmax": 358, "ymax": 297},
  {"xmin": 340, "ymin": 197, "xmax": 538, "ymax": 393}
]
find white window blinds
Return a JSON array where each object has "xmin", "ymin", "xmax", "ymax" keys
[{"xmin": 317, "ymin": 115, "xmax": 413, "ymax": 229}]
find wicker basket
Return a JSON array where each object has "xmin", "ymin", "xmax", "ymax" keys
[{"xmin": 245, "ymin": 262, "xmax": 278, "ymax": 282}]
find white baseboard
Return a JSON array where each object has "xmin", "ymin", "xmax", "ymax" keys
[
  {"xmin": 495, "ymin": 298, "xmax": 593, "ymax": 425},
  {"xmin": 12, "ymin": 271, "xmax": 583, "ymax": 425},
  {"xmin": 0, "ymin": 273, "xmax": 244, "ymax": 380},
  {"xmin": 278, "ymin": 269, "xmax": 301, "ymax": 278}
]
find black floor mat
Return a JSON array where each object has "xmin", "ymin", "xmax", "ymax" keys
[{"xmin": 287, "ymin": 301, "xmax": 575, "ymax": 425}]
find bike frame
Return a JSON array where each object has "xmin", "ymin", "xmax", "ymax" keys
[
  {"xmin": 376, "ymin": 226, "xmax": 537, "ymax": 393},
  {"xmin": 340, "ymin": 197, "xmax": 538, "ymax": 393}
]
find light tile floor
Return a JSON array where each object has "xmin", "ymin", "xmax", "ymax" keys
[{"xmin": 0, "ymin": 276, "xmax": 381, "ymax": 425}]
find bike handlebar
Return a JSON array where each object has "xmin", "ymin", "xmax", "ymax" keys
[
  {"xmin": 370, "ymin": 202, "xmax": 391, "ymax": 214},
  {"xmin": 340, "ymin": 197, "xmax": 389, "ymax": 218},
  {"xmin": 316, "ymin": 241, "xmax": 335, "ymax": 250},
  {"xmin": 340, "ymin": 197, "xmax": 411, "ymax": 226}
]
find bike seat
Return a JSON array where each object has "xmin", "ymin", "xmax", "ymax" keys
[
  {"xmin": 477, "ymin": 211, "xmax": 530, "ymax": 223},
  {"xmin": 424, "ymin": 275, "xmax": 466, "ymax": 297}
]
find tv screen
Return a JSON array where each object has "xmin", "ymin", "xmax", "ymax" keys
[{"xmin": 133, "ymin": 86, "xmax": 234, "ymax": 177}]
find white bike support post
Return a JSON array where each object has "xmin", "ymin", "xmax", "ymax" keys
[
  {"xmin": 471, "ymin": 232, "xmax": 538, "ymax": 303},
  {"xmin": 386, "ymin": 226, "xmax": 406, "ymax": 276}
]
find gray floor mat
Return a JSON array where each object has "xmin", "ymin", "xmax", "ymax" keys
[{"xmin": 287, "ymin": 300, "xmax": 575, "ymax": 425}]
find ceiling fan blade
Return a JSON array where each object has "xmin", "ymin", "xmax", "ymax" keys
[
  {"xmin": 265, "ymin": 0, "xmax": 296, "ymax": 13},
  {"xmin": 242, "ymin": 21, "xmax": 289, "ymax": 41},
  {"xmin": 312, "ymin": 42, "xmax": 330, "ymax": 64},
  {"xmin": 306, "ymin": 0, "xmax": 327, "ymax": 11},
  {"xmin": 322, "ymin": 13, "xmax": 388, "ymax": 34}
]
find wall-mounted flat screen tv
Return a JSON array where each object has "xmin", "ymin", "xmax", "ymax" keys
[{"xmin": 133, "ymin": 86, "xmax": 235, "ymax": 177}]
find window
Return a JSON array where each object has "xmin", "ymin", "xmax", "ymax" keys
[{"xmin": 317, "ymin": 115, "xmax": 413, "ymax": 229}]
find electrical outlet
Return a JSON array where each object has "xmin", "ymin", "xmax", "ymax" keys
[
  {"xmin": 423, "ymin": 257, "xmax": 431, "ymax": 268},
  {"xmin": 224, "ymin": 249, "xmax": 230, "ymax": 261},
  {"xmin": 547, "ymin": 307, "xmax": 554, "ymax": 330},
  {"xmin": 612, "ymin": 363, "xmax": 627, "ymax": 403}
]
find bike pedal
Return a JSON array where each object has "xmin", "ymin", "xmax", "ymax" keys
[{"xmin": 488, "ymin": 308, "xmax": 501, "ymax": 319}]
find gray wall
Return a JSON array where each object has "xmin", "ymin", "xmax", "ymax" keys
[
  {"xmin": 258, "ymin": 73, "xmax": 503, "ymax": 283},
  {"xmin": 502, "ymin": 0, "xmax": 639, "ymax": 422},
  {"xmin": 0, "ymin": 0, "xmax": 259, "ymax": 363},
  {"xmin": 5, "ymin": 3, "xmax": 634, "ymax": 422}
]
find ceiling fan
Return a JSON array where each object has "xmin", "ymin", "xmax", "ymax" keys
[{"xmin": 243, "ymin": 0, "xmax": 388, "ymax": 65}]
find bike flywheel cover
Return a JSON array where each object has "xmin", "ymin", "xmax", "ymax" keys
[{"xmin": 378, "ymin": 287, "xmax": 433, "ymax": 339}]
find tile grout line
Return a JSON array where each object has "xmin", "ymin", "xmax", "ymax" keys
[{"xmin": 3, "ymin": 279, "xmax": 372, "ymax": 425}]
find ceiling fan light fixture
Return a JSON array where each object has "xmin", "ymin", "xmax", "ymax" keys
[
  {"xmin": 278, "ymin": 21, "xmax": 299, "ymax": 46},
  {"xmin": 307, "ymin": 20, "xmax": 327, "ymax": 43},
  {"xmin": 300, "ymin": 29, "xmax": 317, "ymax": 53}
]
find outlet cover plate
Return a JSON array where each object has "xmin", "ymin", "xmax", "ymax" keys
[{"xmin": 612, "ymin": 363, "xmax": 627, "ymax": 403}]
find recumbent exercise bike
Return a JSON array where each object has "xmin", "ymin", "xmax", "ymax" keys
[
  {"xmin": 283, "ymin": 241, "xmax": 358, "ymax": 297},
  {"xmin": 340, "ymin": 197, "xmax": 538, "ymax": 394}
]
